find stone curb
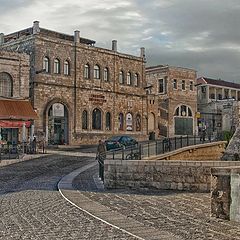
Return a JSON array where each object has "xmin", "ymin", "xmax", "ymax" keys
[{"xmin": 58, "ymin": 162, "xmax": 182, "ymax": 240}]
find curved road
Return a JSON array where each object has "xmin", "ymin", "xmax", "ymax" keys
[{"xmin": 0, "ymin": 152, "xmax": 136, "ymax": 240}]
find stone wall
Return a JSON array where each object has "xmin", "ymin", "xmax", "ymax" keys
[
  {"xmin": 105, "ymin": 159, "xmax": 240, "ymax": 192},
  {"xmin": 147, "ymin": 141, "xmax": 226, "ymax": 161},
  {"xmin": 0, "ymin": 50, "xmax": 30, "ymax": 98},
  {"xmin": 211, "ymin": 166, "xmax": 240, "ymax": 222}
]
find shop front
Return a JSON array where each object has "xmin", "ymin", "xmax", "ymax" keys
[{"xmin": 0, "ymin": 99, "xmax": 38, "ymax": 145}]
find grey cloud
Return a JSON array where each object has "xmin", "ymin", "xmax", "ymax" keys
[{"xmin": 1, "ymin": 0, "xmax": 240, "ymax": 81}]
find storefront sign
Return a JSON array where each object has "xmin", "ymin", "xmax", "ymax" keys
[
  {"xmin": 53, "ymin": 103, "xmax": 64, "ymax": 117},
  {"xmin": 89, "ymin": 94, "xmax": 106, "ymax": 105}
]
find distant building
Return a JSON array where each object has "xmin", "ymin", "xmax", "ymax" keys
[
  {"xmin": 0, "ymin": 50, "xmax": 37, "ymax": 144},
  {"xmin": 197, "ymin": 77, "xmax": 240, "ymax": 133},
  {"xmin": 146, "ymin": 65, "xmax": 197, "ymax": 137},
  {"xmin": 0, "ymin": 21, "xmax": 147, "ymax": 145}
]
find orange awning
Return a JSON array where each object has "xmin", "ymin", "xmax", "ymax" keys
[{"xmin": 0, "ymin": 99, "xmax": 38, "ymax": 120}]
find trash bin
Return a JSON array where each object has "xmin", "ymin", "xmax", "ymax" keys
[{"xmin": 149, "ymin": 131, "xmax": 155, "ymax": 140}]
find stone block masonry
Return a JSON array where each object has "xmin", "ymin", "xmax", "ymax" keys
[
  {"xmin": 105, "ymin": 160, "xmax": 240, "ymax": 192},
  {"xmin": 211, "ymin": 166, "xmax": 240, "ymax": 222}
]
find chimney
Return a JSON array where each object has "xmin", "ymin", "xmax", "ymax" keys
[
  {"xmin": 74, "ymin": 30, "xmax": 80, "ymax": 43},
  {"xmin": 112, "ymin": 40, "xmax": 117, "ymax": 51},
  {"xmin": 140, "ymin": 47, "xmax": 145, "ymax": 59},
  {"xmin": 0, "ymin": 33, "xmax": 4, "ymax": 45},
  {"xmin": 33, "ymin": 21, "xmax": 40, "ymax": 34}
]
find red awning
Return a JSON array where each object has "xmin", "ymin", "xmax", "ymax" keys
[
  {"xmin": 0, "ymin": 120, "xmax": 31, "ymax": 128},
  {"xmin": 0, "ymin": 99, "xmax": 38, "ymax": 120}
]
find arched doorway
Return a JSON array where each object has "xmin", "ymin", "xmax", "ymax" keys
[
  {"xmin": 47, "ymin": 103, "xmax": 68, "ymax": 145},
  {"xmin": 148, "ymin": 112, "xmax": 155, "ymax": 132},
  {"xmin": 174, "ymin": 105, "xmax": 193, "ymax": 135}
]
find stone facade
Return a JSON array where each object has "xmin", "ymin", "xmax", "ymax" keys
[
  {"xmin": 146, "ymin": 65, "xmax": 197, "ymax": 137},
  {"xmin": 0, "ymin": 21, "xmax": 147, "ymax": 145},
  {"xmin": 0, "ymin": 50, "xmax": 29, "ymax": 98}
]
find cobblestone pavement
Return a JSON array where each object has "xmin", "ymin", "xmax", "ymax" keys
[
  {"xmin": 3, "ymin": 149, "xmax": 240, "ymax": 240},
  {"xmin": 73, "ymin": 165, "xmax": 240, "ymax": 240},
  {"xmin": 0, "ymin": 152, "xmax": 138, "ymax": 240}
]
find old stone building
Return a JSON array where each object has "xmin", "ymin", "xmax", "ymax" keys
[
  {"xmin": 197, "ymin": 77, "xmax": 240, "ymax": 133},
  {"xmin": 146, "ymin": 65, "xmax": 197, "ymax": 137},
  {"xmin": 0, "ymin": 50, "xmax": 37, "ymax": 143},
  {"xmin": 0, "ymin": 21, "xmax": 147, "ymax": 145}
]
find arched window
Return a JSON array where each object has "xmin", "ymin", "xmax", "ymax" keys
[
  {"xmin": 127, "ymin": 72, "xmax": 131, "ymax": 85},
  {"xmin": 119, "ymin": 113, "xmax": 124, "ymax": 130},
  {"xmin": 82, "ymin": 110, "xmax": 88, "ymax": 130},
  {"xmin": 92, "ymin": 108, "xmax": 102, "ymax": 130},
  {"xmin": 43, "ymin": 56, "xmax": 50, "ymax": 73},
  {"xmin": 126, "ymin": 113, "xmax": 133, "ymax": 131},
  {"xmin": 134, "ymin": 73, "xmax": 139, "ymax": 87},
  {"xmin": 106, "ymin": 112, "xmax": 111, "ymax": 130},
  {"xmin": 136, "ymin": 114, "xmax": 141, "ymax": 131},
  {"xmin": 0, "ymin": 72, "xmax": 12, "ymax": 97},
  {"xmin": 174, "ymin": 105, "xmax": 193, "ymax": 117},
  {"xmin": 94, "ymin": 65, "xmax": 100, "ymax": 79},
  {"xmin": 103, "ymin": 67, "xmax": 109, "ymax": 81},
  {"xmin": 54, "ymin": 58, "xmax": 60, "ymax": 74},
  {"xmin": 84, "ymin": 64, "xmax": 90, "ymax": 79},
  {"xmin": 64, "ymin": 60, "xmax": 70, "ymax": 75},
  {"xmin": 119, "ymin": 70, "xmax": 124, "ymax": 84}
]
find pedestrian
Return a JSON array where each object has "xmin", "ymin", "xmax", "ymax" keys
[
  {"xmin": 96, "ymin": 140, "xmax": 106, "ymax": 181},
  {"xmin": 32, "ymin": 136, "xmax": 37, "ymax": 154}
]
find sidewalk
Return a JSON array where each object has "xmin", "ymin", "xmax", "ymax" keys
[{"xmin": 0, "ymin": 153, "xmax": 48, "ymax": 167}]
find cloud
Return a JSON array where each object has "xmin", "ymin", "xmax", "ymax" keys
[{"xmin": 1, "ymin": 0, "xmax": 240, "ymax": 81}]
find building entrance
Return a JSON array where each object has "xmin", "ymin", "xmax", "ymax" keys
[{"xmin": 47, "ymin": 103, "xmax": 68, "ymax": 145}]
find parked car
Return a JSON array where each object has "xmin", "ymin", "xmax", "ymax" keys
[{"xmin": 105, "ymin": 136, "xmax": 138, "ymax": 151}]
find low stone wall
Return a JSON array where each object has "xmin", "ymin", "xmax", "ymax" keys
[
  {"xmin": 105, "ymin": 160, "xmax": 240, "ymax": 192},
  {"xmin": 211, "ymin": 167, "xmax": 240, "ymax": 222},
  {"xmin": 147, "ymin": 141, "xmax": 226, "ymax": 161}
]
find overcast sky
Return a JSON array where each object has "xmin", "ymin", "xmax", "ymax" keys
[{"xmin": 1, "ymin": 0, "xmax": 240, "ymax": 82}]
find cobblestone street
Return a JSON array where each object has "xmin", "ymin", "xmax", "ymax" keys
[
  {"xmin": 1, "ymin": 150, "xmax": 240, "ymax": 240},
  {"xmin": 0, "ymin": 152, "xmax": 136, "ymax": 240}
]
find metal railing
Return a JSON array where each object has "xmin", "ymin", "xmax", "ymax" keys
[
  {"xmin": 0, "ymin": 141, "xmax": 46, "ymax": 160},
  {"xmin": 106, "ymin": 134, "xmax": 224, "ymax": 161}
]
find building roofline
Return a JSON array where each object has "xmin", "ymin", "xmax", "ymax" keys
[{"xmin": 146, "ymin": 64, "xmax": 196, "ymax": 72}]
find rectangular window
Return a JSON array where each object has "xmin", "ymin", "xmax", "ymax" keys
[
  {"xmin": 173, "ymin": 79, "xmax": 177, "ymax": 89},
  {"xmin": 158, "ymin": 79, "xmax": 165, "ymax": 93},
  {"xmin": 190, "ymin": 81, "xmax": 193, "ymax": 91},
  {"xmin": 182, "ymin": 80, "xmax": 185, "ymax": 90}
]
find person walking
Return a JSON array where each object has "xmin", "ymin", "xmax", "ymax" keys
[{"xmin": 96, "ymin": 140, "xmax": 106, "ymax": 181}]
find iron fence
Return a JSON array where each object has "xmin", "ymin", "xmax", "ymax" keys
[{"xmin": 106, "ymin": 134, "xmax": 224, "ymax": 161}]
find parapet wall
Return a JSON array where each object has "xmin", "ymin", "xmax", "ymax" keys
[
  {"xmin": 147, "ymin": 141, "xmax": 226, "ymax": 161},
  {"xmin": 105, "ymin": 160, "xmax": 240, "ymax": 192}
]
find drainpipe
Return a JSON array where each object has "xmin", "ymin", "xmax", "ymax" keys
[{"xmin": 73, "ymin": 30, "xmax": 80, "ymax": 137}]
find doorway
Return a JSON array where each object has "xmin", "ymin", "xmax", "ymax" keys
[{"xmin": 47, "ymin": 103, "xmax": 68, "ymax": 145}]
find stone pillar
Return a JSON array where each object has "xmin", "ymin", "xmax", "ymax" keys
[
  {"xmin": 214, "ymin": 88, "xmax": 217, "ymax": 100},
  {"xmin": 33, "ymin": 21, "xmax": 40, "ymax": 34},
  {"xmin": 211, "ymin": 167, "xmax": 231, "ymax": 220},
  {"xmin": 74, "ymin": 30, "xmax": 80, "ymax": 43},
  {"xmin": 112, "ymin": 40, "xmax": 117, "ymax": 51},
  {"xmin": 0, "ymin": 33, "xmax": 4, "ymax": 45},
  {"xmin": 140, "ymin": 47, "xmax": 145, "ymax": 59}
]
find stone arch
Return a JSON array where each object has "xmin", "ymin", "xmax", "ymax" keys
[
  {"xmin": 43, "ymin": 98, "xmax": 71, "ymax": 145},
  {"xmin": 148, "ymin": 112, "xmax": 155, "ymax": 132}
]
